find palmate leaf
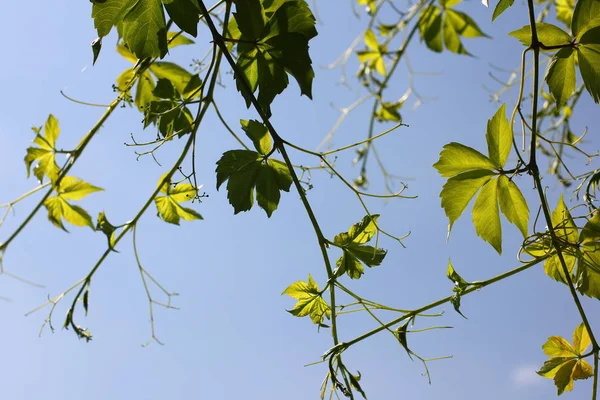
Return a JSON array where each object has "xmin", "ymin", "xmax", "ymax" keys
[
  {"xmin": 215, "ymin": 147, "xmax": 292, "ymax": 217},
  {"xmin": 356, "ymin": 29, "xmax": 387, "ymax": 76},
  {"xmin": 231, "ymin": 0, "xmax": 317, "ymax": 116},
  {"xmin": 524, "ymin": 198, "xmax": 600, "ymax": 299},
  {"xmin": 42, "ymin": 176, "xmax": 103, "ymax": 231},
  {"xmin": 154, "ymin": 175, "xmax": 202, "ymax": 225},
  {"xmin": 282, "ymin": 275, "xmax": 330, "ymax": 325},
  {"xmin": 24, "ymin": 114, "xmax": 61, "ymax": 183},
  {"xmin": 537, "ymin": 324, "xmax": 593, "ymax": 395},
  {"xmin": 418, "ymin": 3, "xmax": 488, "ymax": 55},
  {"xmin": 332, "ymin": 215, "xmax": 387, "ymax": 279},
  {"xmin": 434, "ymin": 105, "xmax": 529, "ymax": 253},
  {"xmin": 508, "ymin": 12, "xmax": 600, "ymax": 105}
]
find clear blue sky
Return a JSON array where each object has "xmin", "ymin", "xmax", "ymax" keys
[{"xmin": 1, "ymin": 1, "xmax": 599, "ymax": 399}]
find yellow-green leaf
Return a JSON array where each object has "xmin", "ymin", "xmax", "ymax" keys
[
  {"xmin": 282, "ymin": 275, "xmax": 331, "ymax": 324},
  {"xmin": 440, "ymin": 170, "xmax": 494, "ymax": 232},
  {"xmin": 572, "ymin": 323, "xmax": 591, "ymax": 355},
  {"xmin": 58, "ymin": 176, "xmax": 103, "ymax": 201},
  {"xmin": 472, "ymin": 178, "xmax": 502, "ymax": 253},
  {"xmin": 546, "ymin": 47, "xmax": 576, "ymax": 107},
  {"xmin": 497, "ymin": 175, "xmax": 529, "ymax": 237},
  {"xmin": 485, "ymin": 104, "xmax": 512, "ymax": 168},
  {"xmin": 542, "ymin": 336, "xmax": 578, "ymax": 357},
  {"xmin": 434, "ymin": 142, "xmax": 496, "ymax": 178}
]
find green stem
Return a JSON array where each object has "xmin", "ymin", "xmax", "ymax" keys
[
  {"xmin": 196, "ymin": 1, "xmax": 354, "ymax": 396},
  {"xmin": 339, "ymin": 255, "xmax": 546, "ymax": 349},
  {"xmin": 64, "ymin": 6, "xmax": 231, "ymax": 336},
  {"xmin": 0, "ymin": 71, "xmax": 143, "ymax": 253},
  {"xmin": 524, "ymin": 0, "xmax": 599, "ymax": 360}
]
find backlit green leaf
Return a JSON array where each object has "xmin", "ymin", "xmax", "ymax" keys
[
  {"xmin": 572, "ymin": 0, "xmax": 600, "ymax": 38},
  {"xmin": 92, "ymin": 0, "xmax": 128, "ymax": 38},
  {"xmin": 44, "ymin": 196, "xmax": 95, "ymax": 230},
  {"xmin": 58, "ymin": 176, "xmax": 103, "ymax": 201},
  {"xmin": 492, "ymin": 0, "xmax": 515, "ymax": 21},
  {"xmin": 572, "ymin": 323, "xmax": 591, "ymax": 355},
  {"xmin": 546, "ymin": 47, "xmax": 576, "ymax": 107},
  {"xmin": 167, "ymin": 31, "xmax": 195, "ymax": 48},
  {"xmin": 433, "ymin": 142, "xmax": 496, "ymax": 178},
  {"xmin": 256, "ymin": 164, "xmax": 280, "ymax": 217},
  {"xmin": 419, "ymin": 6, "xmax": 443, "ymax": 52},
  {"xmin": 121, "ymin": 0, "xmax": 168, "ymax": 59},
  {"xmin": 485, "ymin": 103, "xmax": 511, "ymax": 168},
  {"xmin": 577, "ymin": 45, "xmax": 600, "ymax": 103},
  {"xmin": 555, "ymin": 0, "xmax": 574, "ymax": 27},
  {"xmin": 241, "ymin": 119, "xmax": 273, "ymax": 155},
  {"xmin": 497, "ymin": 175, "xmax": 529, "ymax": 237},
  {"xmin": 440, "ymin": 170, "xmax": 494, "ymax": 232},
  {"xmin": 282, "ymin": 275, "xmax": 331, "ymax": 324},
  {"xmin": 164, "ymin": 0, "xmax": 199, "ymax": 37},
  {"xmin": 472, "ymin": 178, "xmax": 502, "ymax": 253},
  {"xmin": 509, "ymin": 23, "xmax": 571, "ymax": 47}
]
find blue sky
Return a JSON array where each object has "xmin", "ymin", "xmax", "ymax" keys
[{"xmin": 1, "ymin": 0, "xmax": 599, "ymax": 399}]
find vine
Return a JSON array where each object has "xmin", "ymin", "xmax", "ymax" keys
[{"xmin": 1, "ymin": 0, "xmax": 600, "ymax": 398}]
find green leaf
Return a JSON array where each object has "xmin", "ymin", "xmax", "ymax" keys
[
  {"xmin": 43, "ymin": 196, "xmax": 95, "ymax": 230},
  {"xmin": 267, "ymin": 159, "xmax": 293, "ymax": 191},
  {"xmin": 395, "ymin": 321, "xmax": 411, "ymax": 357},
  {"xmin": 579, "ymin": 212, "xmax": 600, "ymax": 243},
  {"xmin": 572, "ymin": 0, "xmax": 600, "ymax": 38},
  {"xmin": 440, "ymin": 170, "xmax": 495, "ymax": 232},
  {"xmin": 446, "ymin": 9, "xmax": 489, "ymax": 39},
  {"xmin": 485, "ymin": 104, "xmax": 512, "ymax": 168},
  {"xmin": 472, "ymin": 178, "xmax": 502, "ymax": 254},
  {"xmin": 546, "ymin": 47, "xmax": 576, "ymax": 107},
  {"xmin": 356, "ymin": 29, "xmax": 387, "ymax": 76},
  {"xmin": 346, "ymin": 244, "xmax": 387, "ymax": 267},
  {"xmin": 167, "ymin": 31, "xmax": 195, "ymax": 48},
  {"xmin": 216, "ymin": 150, "xmax": 291, "ymax": 216},
  {"xmin": 57, "ymin": 176, "xmax": 103, "ymax": 201},
  {"xmin": 556, "ymin": 0, "xmax": 575, "ymax": 27},
  {"xmin": 24, "ymin": 115, "xmax": 61, "ymax": 183},
  {"xmin": 492, "ymin": 0, "xmax": 515, "ymax": 21},
  {"xmin": 163, "ymin": 0, "xmax": 199, "ymax": 37},
  {"xmin": 537, "ymin": 325, "xmax": 594, "ymax": 395},
  {"xmin": 255, "ymin": 164, "xmax": 280, "ymax": 217},
  {"xmin": 419, "ymin": 6, "xmax": 443, "ymax": 52},
  {"xmin": 508, "ymin": 23, "xmax": 572, "ymax": 47},
  {"xmin": 335, "ymin": 249, "xmax": 365, "ymax": 279},
  {"xmin": 497, "ymin": 175, "xmax": 529, "ymax": 237},
  {"xmin": 149, "ymin": 62, "xmax": 197, "ymax": 97},
  {"xmin": 577, "ymin": 45, "xmax": 600, "ymax": 103},
  {"xmin": 117, "ymin": 43, "xmax": 138, "ymax": 63},
  {"xmin": 155, "ymin": 178, "xmax": 202, "ymax": 225},
  {"xmin": 332, "ymin": 215, "xmax": 386, "ymax": 279},
  {"xmin": 442, "ymin": 12, "xmax": 469, "ymax": 55},
  {"xmin": 96, "ymin": 211, "xmax": 118, "ymax": 250},
  {"xmin": 241, "ymin": 119, "xmax": 273, "ymax": 155},
  {"xmin": 282, "ymin": 275, "xmax": 331, "ymax": 324},
  {"xmin": 433, "ymin": 142, "xmax": 496, "ymax": 178},
  {"xmin": 375, "ymin": 100, "xmax": 403, "ymax": 122},
  {"xmin": 92, "ymin": 0, "xmax": 128, "ymax": 38},
  {"xmin": 334, "ymin": 214, "xmax": 379, "ymax": 245},
  {"xmin": 450, "ymin": 293, "xmax": 467, "ymax": 318},
  {"xmin": 543, "ymin": 336, "xmax": 578, "ymax": 357},
  {"xmin": 234, "ymin": 0, "xmax": 266, "ymax": 38},
  {"xmin": 447, "ymin": 259, "xmax": 469, "ymax": 291},
  {"xmin": 135, "ymin": 71, "xmax": 156, "ymax": 112},
  {"xmin": 572, "ymin": 323, "xmax": 591, "ymax": 355},
  {"xmin": 233, "ymin": 0, "xmax": 317, "ymax": 115},
  {"xmin": 121, "ymin": 0, "xmax": 168, "ymax": 59}
]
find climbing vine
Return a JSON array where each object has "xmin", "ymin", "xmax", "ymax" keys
[{"xmin": 1, "ymin": 0, "xmax": 600, "ymax": 398}]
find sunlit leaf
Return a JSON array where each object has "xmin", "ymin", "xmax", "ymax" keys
[
  {"xmin": 282, "ymin": 275, "xmax": 331, "ymax": 324},
  {"xmin": 472, "ymin": 178, "xmax": 502, "ymax": 253}
]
